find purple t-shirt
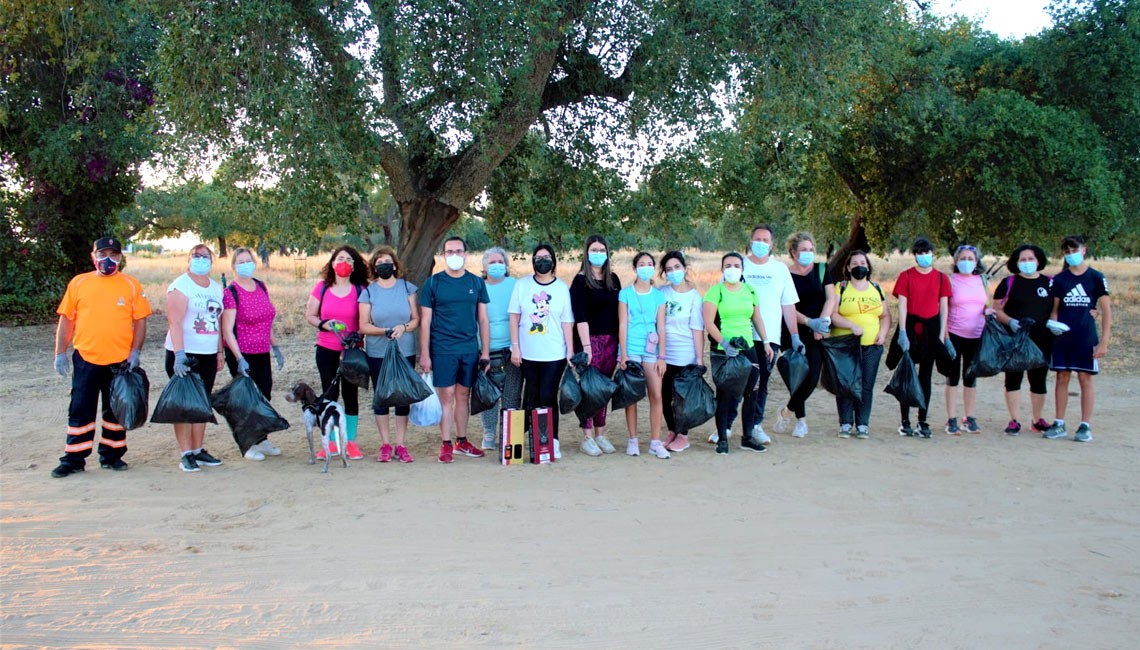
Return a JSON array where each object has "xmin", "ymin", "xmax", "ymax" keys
[
  {"xmin": 222, "ymin": 281, "xmax": 277, "ymax": 354},
  {"xmin": 311, "ymin": 282, "xmax": 361, "ymax": 350}
]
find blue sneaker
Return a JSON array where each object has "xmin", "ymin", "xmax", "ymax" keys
[
  {"xmin": 1074, "ymin": 423, "xmax": 1093, "ymax": 443},
  {"xmin": 945, "ymin": 418, "xmax": 960, "ymax": 435},
  {"xmin": 1042, "ymin": 421, "xmax": 1067, "ymax": 440}
]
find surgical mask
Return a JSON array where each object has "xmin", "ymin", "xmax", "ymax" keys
[
  {"xmin": 235, "ymin": 261, "xmax": 256, "ymax": 278},
  {"xmin": 751, "ymin": 241, "xmax": 771, "ymax": 258},
  {"xmin": 333, "ymin": 261, "xmax": 353, "ymax": 277},
  {"xmin": 915, "ymin": 253, "xmax": 933, "ymax": 269},
  {"xmin": 956, "ymin": 260, "xmax": 976, "ymax": 275},
  {"xmin": 375, "ymin": 263, "xmax": 395, "ymax": 279},
  {"xmin": 533, "ymin": 258, "xmax": 554, "ymax": 275},
  {"xmin": 190, "ymin": 257, "xmax": 212, "ymax": 275},
  {"xmin": 1017, "ymin": 260, "xmax": 1037, "ymax": 275},
  {"xmin": 486, "ymin": 263, "xmax": 506, "ymax": 279},
  {"xmin": 95, "ymin": 257, "xmax": 118, "ymax": 276},
  {"xmin": 1064, "ymin": 251, "xmax": 1084, "ymax": 267},
  {"xmin": 797, "ymin": 251, "xmax": 814, "ymax": 266},
  {"xmin": 723, "ymin": 267, "xmax": 742, "ymax": 283},
  {"xmin": 445, "ymin": 254, "xmax": 465, "ymax": 271},
  {"xmin": 849, "ymin": 266, "xmax": 870, "ymax": 280},
  {"xmin": 666, "ymin": 269, "xmax": 686, "ymax": 285},
  {"xmin": 588, "ymin": 251, "xmax": 607, "ymax": 267},
  {"xmin": 635, "ymin": 266, "xmax": 654, "ymax": 282}
]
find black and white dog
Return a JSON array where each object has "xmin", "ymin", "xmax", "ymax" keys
[{"xmin": 285, "ymin": 382, "xmax": 349, "ymax": 473}]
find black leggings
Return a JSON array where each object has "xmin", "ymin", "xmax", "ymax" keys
[
  {"xmin": 786, "ymin": 340, "xmax": 824, "ymax": 419},
  {"xmin": 1005, "ymin": 329, "xmax": 1051, "ymax": 394},
  {"xmin": 944, "ymin": 334, "xmax": 980, "ymax": 388},
  {"xmin": 315, "ymin": 345, "xmax": 359, "ymax": 416},
  {"xmin": 522, "ymin": 359, "xmax": 567, "ymax": 440},
  {"xmin": 899, "ymin": 356, "xmax": 935, "ymax": 425},
  {"xmin": 224, "ymin": 351, "xmax": 273, "ymax": 400},
  {"xmin": 714, "ymin": 346, "xmax": 761, "ymax": 440}
]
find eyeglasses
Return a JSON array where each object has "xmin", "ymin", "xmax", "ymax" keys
[
  {"xmin": 444, "ymin": 249, "xmax": 466, "ymax": 256},
  {"xmin": 191, "ymin": 253, "xmax": 211, "ymax": 260}
]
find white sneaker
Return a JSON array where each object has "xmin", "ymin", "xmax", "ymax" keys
[
  {"xmin": 774, "ymin": 410, "xmax": 791, "ymax": 434},
  {"xmin": 792, "ymin": 419, "xmax": 808, "ymax": 438},
  {"xmin": 553, "ymin": 438, "xmax": 562, "ymax": 460},
  {"xmin": 626, "ymin": 439, "xmax": 640, "ymax": 456},
  {"xmin": 581, "ymin": 437, "xmax": 602, "ymax": 457},
  {"xmin": 752, "ymin": 424, "xmax": 771, "ymax": 444},
  {"xmin": 708, "ymin": 429, "xmax": 731, "ymax": 444},
  {"xmin": 481, "ymin": 432, "xmax": 497, "ymax": 450},
  {"xmin": 244, "ymin": 447, "xmax": 266, "ymax": 461},
  {"xmin": 649, "ymin": 440, "xmax": 671, "ymax": 459},
  {"xmin": 595, "ymin": 435, "xmax": 616, "ymax": 454},
  {"xmin": 256, "ymin": 440, "xmax": 281, "ymax": 456}
]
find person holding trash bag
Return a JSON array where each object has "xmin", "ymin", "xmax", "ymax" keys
[
  {"xmin": 1042, "ymin": 235, "xmax": 1112, "ymax": 443},
  {"xmin": 419, "ymin": 235, "xmax": 492, "ymax": 463},
  {"xmin": 659, "ymin": 251, "xmax": 705, "ymax": 453},
  {"xmin": 50, "ymin": 236, "xmax": 151, "ymax": 478},
  {"xmin": 570, "ymin": 234, "xmax": 623, "ymax": 457},
  {"xmin": 478, "ymin": 247, "xmax": 521, "ymax": 451},
  {"xmin": 941, "ymin": 244, "xmax": 990, "ymax": 435},
  {"xmin": 774, "ymin": 232, "xmax": 835, "ymax": 439},
  {"xmin": 508, "ymin": 244, "xmax": 575, "ymax": 459},
  {"xmin": 828, "ymin": 250, "xmax": 891, "ymax": 439},
  {"xmin": 305, "ymin": 245, "xmax": 369, "ymax": 460},
  {"xmin": 164, "ymin": 243, "xmax": 226, "ymax": 473},
  {"xmin": 703, "ymin": 252, "xmax": 776, "ymax": 455},
  {"xmin": 357, "ymin": 245, "xmax": 420, "ymax": 463},
  {"xmin": 993, "ymin": 244, "xmax": 1054, "ymax": 435},
  {"xmin": 891, "ymin": 237, "xmax": 952, "ymax": 439},
  {"xmin": 220, "ymin": 247, "xmax": 284, "ymax": 461},
  {"xmin": 617, "ymin": 251, "xmax": 669, "ymax": 459}
]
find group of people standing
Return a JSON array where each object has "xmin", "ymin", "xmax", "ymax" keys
[{"xmin": 48, "ymin": 228, "xmax": 1113, "ymax": 478}]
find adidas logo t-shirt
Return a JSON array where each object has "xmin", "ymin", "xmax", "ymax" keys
[{"xmin": 1050, "ymin": 267, "xmax": 1109, "ymax": 348}]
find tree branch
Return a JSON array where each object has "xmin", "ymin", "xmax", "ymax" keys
[{"xmin": 540, "ymin": 42, "xmax": 646, "ymax": 111}]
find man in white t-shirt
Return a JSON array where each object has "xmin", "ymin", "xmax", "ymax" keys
[{"xmin": 742, "ymin": 224, "xmax": 800, "ymax": 443}]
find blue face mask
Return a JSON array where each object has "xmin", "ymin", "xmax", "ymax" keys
[
  {"xmin": 956, "ymin": 260, "xmax": 976, "ymax": 275},
  {"xmin": 487, "ymin": 263, "xmax": 506, "ymax": 279},
  {"xmin": 751, "ymin": 241, "xmax": 771, "ymax": 258},
  {"xmin": 915, "ymin": 253, "xmax": 933, "ymax": 269},
  {"xmin": 235, "ymin": 261, "xmax": 256, "ymax": 278},
  {"xmin": 1064, "ymin": 251, "xmax": 1084, "ymax": 267},
  {"xmin": 666, "ymin": 269, "xmax": 686, "ymax": 285},
  {"xmin": 797, "ymin": 251, "xmax": 814, "ymax": 266},
  {"xmin": 635, "ymin": 266, "xmax": 654, "ymax": 282},
  {"xmin": 588, "ymin": 251, "xmax": 607, "ymax": 267},
  {"xmin": 1017, "ymin": 260, "xmax": 1037, "ymax": 275},
  {"xmin": 190, "ymin": 257, "xmax": 212, "ymax": 275}
]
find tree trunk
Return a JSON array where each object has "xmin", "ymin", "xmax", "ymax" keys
[
  {"xmin": 827, "ymin": 211, "xmax": 870, "ymax": 279},
  {"xmin": 397, "ymin": 197, "xmax": 461, "ymax": 286},
  {"xmin": 217, "ymin": 236, "xmax": 228, "ymax": 258}
]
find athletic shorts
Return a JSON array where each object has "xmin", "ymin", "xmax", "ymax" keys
[
  {"xmin": 1050, "ymin": 342, "xmax": 1099, "ymax": 374},
  {"xmin": 431, "ymin": 352, "xmax": 479, "ymax": 388}
]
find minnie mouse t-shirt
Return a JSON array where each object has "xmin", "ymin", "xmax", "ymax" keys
[{"xmin": 508, "ymin": 275, "xmax": 574, "ymax": 362}]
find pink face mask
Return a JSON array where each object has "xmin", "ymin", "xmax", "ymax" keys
[{"xmin": 334, "ymin": 261, "xmax": 353, "ymax": 277}]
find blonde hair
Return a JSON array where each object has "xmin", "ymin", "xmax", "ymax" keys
[
  {"xmin": 786, "ymin": 232, "xmax": 814, "ymax": 257},
  {"xmin": 186, "ymin": 243, "xmax": 214, "ymax": 271},
  {"xmin": 230, "ymin": 247, "xmax": 255, "ymax": 270}
]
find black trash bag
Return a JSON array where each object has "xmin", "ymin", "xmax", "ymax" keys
[
  {"xmin": 672, "ymin": 364, "xmax": 715, "ymax": 432},
  {"xmin": 967, "ymin": 315, "xmax": 1015, "ymax": 379},
  {"xmin": 210, "ymin": 375, "xmax": 290, "ymax": 454},
  {"xmin": 885, "ymin": 350, "xmax": 927, "ymax": 410},
  {"xmin": 571, "ymin": 352, "xmax": 617, "ymax": 419},
  {"xmin": 611, "ymin": 360, "xmax": 648, "ymax": 410},
  {"xmin": 339, "ymin": 332, "xmax": 370, "ymax": 389},
  {"xmin": 777, "ymin": 347, "xmax": 809, "ymax": 396},
  {"xmin": 469, "ymin": 369, "xmax": 503, "ymax": 415},
  {"xmin": 110, "ymin": 363, "xmax": 149, "ymax": 430},
  {"xmin": 819, "ymin": 335, "xmax": 863, "ymax": 401},
  {"xmin": 559, "ymin": 366, "xmax": 582, "ymax": 414},
  {"xmin": 151, "ymin": 369, "xmax": 217, "ymax": 424},
  {"xmin": 711, "ymin": 336, "xmax": 753, "ymax": 400},
  {"xmin": 1003, "ymin": 328, "xmax": 1047, "ymax": 373},
  {"xmin": 373, "ymin": 343, "xmax": 433, "ymax": 409}
]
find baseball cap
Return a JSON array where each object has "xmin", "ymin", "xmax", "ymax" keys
[{"xmin": 93, "ymin": 236, "xmax": 122, "ymax": 254}]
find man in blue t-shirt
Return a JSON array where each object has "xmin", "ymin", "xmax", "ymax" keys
[
  {"xmin": 1043, "ymin": 235, "xmax": 1112, "ymax": 443},
  {"xmin": 420, "ymin": 236, "xmax": 491, "ymax": 463}
]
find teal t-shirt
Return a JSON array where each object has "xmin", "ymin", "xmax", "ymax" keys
[
  {"xmin": 618, "ymin": 285, "xmax": 666, "ymax": 357},
  {"xmin": 419, "ymin": 270, "xmax": 490, "ymax": 355},
  {"xmin": 703, "ymin": 283, "xmax": 759, "ymax": 350},
  {"xmin": 485, "ymin": 276, "xmax": 516, "ymax": 351}
]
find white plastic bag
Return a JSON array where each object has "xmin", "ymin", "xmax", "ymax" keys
[{"xmin": 409, "ymin": 372, "xmax": 443, "ymax": 427}]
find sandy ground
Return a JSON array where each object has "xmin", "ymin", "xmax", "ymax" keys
[{"xmin": 2, "ymin": 322, "xmax": 1138, "ymax": 649}]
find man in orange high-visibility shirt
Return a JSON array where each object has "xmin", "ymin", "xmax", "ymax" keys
[{"xmin": 52, "ymin": 237, "xmax": 152, "ymax": 478}]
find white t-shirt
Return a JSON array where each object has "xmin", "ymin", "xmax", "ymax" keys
[
  {"xmin": 661, "ymin": 285, "xmax": 705, "ymax": 366},
  {"xmin": 742, "ymin": 255, "xmax": 799, "ymax": 343},
  {"xmin": 164, "ymin": 273, "xmax": 224, "ymax": 354},
  {"xmin": 508, "ymin": 275, "xmax": 574, "ymax": 362}
]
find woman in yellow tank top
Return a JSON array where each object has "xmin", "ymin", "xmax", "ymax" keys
[{"xmin": 829, "ymin": 250, "xmax": 892, "ymax": 439}]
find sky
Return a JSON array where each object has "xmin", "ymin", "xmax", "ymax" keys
[{"xmin": 929, "ymin": 0, "xmax": 1055, "ymax": 38}]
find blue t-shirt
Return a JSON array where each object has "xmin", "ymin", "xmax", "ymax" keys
[
  {"xmin": 484, "ymin": 276, "xmax": 516, "ymax": 351},
  {"xmin": 419, "ymin": 271, "xmax": 490, "ymax": 355},
  {"xmin": 618, "ymin": 285, "xmax": 666, "ymax": 358},
  {"xmin": 1050, "ymin": 267, "xmax": 1109, "ymax": 348}
]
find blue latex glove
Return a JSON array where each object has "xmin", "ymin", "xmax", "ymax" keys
[
  {"xmin": 1047, "ymin": 322, "xmax": 1066, "ymax": 336},
  {"xmin": 1008, "ymin": 318, "xmax": 1021, "ymax": 333},
  {"xmin": 272, "ymin": 345, "xmax": 285, "ymax": 370},
  {"xmin": 722, "ymin": 341, "xmax": 740, "ymax": 358},
  {"xmin": 897, "ymin": 329, "xmax": 910, "ymax": 352},
  {"xmin": 173, "ymin": 350, "xmax": 191, "ymax": 377},
  {"xmin": 128, "ymin": 349, "xmax": 140, "ymax": 370},
  {"xmin": 790, "ymin": 333, "xmax": 804, "ymax": 352},
  {"xmin": 237, "ymin": 356, "xmax": 250, "ymax": 376},
  {"xmin": 54, "ymin": 353, "xmax": 69, "ymax": 377},
  {"xmin": 806, "ymin": 317, "xmax": 830, "ymax": 335}
]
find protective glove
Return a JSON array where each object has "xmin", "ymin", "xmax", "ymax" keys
[
  {"xmin": 790, "ymin": 333, "xmax": 805, "ymax": 353},
  {"xmin": 722, "ymin": 341, "xmax": 739, "ymax": 358},
  {"xmin": 1047, "ymin": 322, "xmax": 1067, "ymax": 336},
  {"xmin": 272, "ymin": 345, "xmax": 285, "ymax": 370},
  {"xmin": 807, "ymin": 317, "xmax": 830, "ymax": 335},
  {"xmin": 128, "ymin": 349, "xmax": 140, "ymax": 370},
  {"xmin": 1008, "ymin": 318, "xmax": 1021, "ymax": 333},
  {"xmin": 54, "ymin": 353, "xmax": 69, "ymax": 377},
  {"xmin": 173, "ymin": 350, "xmax": 191, "ymax": 377},
  {"xmin": 897, "ymin": 329, "xmax": 910, "ymax": 352},
  {"xmin": 237, "ymin": 356, "xmax": 251, "ymax": 376}
]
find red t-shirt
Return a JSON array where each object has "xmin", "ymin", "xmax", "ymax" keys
[{"xmin": 892, "ymin": 267, "xmax": 952, "ymax": 319}]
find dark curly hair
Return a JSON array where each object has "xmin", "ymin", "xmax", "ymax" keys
[
  {"xmin": 1005, "ymin": 244, "xmax": 1048, "ymax": 275},
  {"xmin": 320, "ymin": 245, "xmax": 368, "ymax": 287}
]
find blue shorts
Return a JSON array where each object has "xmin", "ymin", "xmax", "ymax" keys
[
  {"xmin": 432, "ymin": 352, "xmax": 479, "ymax": 388},
  {"xmin": 1050, "ymin": 342, "xmax": 1099, "ymax": 374}
]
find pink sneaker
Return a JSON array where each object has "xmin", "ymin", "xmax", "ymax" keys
[
  {"xmin": 315, "ymin": 442, "xmax": 339, "ymax": 460},
  {"xmin": 454, "ymin": 438, "xmax": 485, "ymax": 458},
  {"xmin": 345, "ymin": 441, "xmax": 364, "ymax": 460},
  {"xmin": 377, "ymin": 444, "xmax": 393, "ymax": 463},
  {"xmin": 395, "ymin": 445, "xmax": 414, "ymax": 463}
]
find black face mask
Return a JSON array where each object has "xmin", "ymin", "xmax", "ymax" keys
[
  {"xmin": 375, "ymin": 263, "xmax": 395, "ymax": 279},
  {"xmin": 533, "ymin": 258, "xmax": 554, "ymax": 275},
  {"xmin": 849, "ymin": 266, "xmax": 870, "ymax": 280}
]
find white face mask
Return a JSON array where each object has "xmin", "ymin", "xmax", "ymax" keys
[
  {"xmin": 445, "ymin": 254, "xmax": 465, "ymax": 271},
  {"xmin": 723, "ymin": 267, "xmax": 743, "ymax": 283}
]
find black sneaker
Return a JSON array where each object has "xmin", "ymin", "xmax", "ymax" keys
[
  {"xmin": 180, "ymin": 454, "xmax": 201, "ymax": 473},
  {"xmin": 918, "ymin": 422, "xmax": 933, "ymax": 438},
  {"xmin": 898, "ymin": 422, "xmax": 914, "ymax": 437},
  {"xmin": 715, "ymin": 439, "xmax": 728, "ymax": 455},
  {"xmin": 194, "ymin": 449, "xmax": 223, "ymax": 466},
  {"xmin": 740, "ymin": 437, "xmax": 768, "ymax": 453},
  {"xmin": 100, "ymin": 459, "xmax": 129, "ymax": 471},
  {"xmin": 50, "ymin": 463, "xmax": 84, "ymax": 478}
]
